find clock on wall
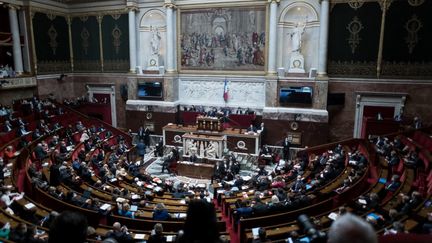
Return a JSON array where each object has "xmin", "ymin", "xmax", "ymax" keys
[{"xmin": 149, "ymin": 58, "xmax": 157, "ymax": 66}]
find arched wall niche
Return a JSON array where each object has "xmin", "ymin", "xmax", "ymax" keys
[
  {"xmin": 139, "ymin": 9, "xmax": 166, "ymax": 70},
  {"xmin": 277, "ymin": 1, "xmax": 320, "ymax": 74}
]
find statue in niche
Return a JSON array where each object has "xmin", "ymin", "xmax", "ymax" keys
[
  {"xmin": 289, "ymin": 22, "xmax": 306, "ymax": 53},
  {"xmin": 150, "ymin": 26, "xmax": 161, "ymax": 55},
  {"xmin": 287, "ymin": 21, "xmax": 307, "ymax": 73},
  {"xmin": 147, "ymin": 26, "xmax": 162, "ymax": 70}
]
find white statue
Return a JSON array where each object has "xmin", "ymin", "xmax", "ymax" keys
[
  {"xmin": 150, "ymin": 26, "xmax": 161, "ymax": 55},
  {"xmin": 289, "ymin": 22, "xmax": 306, "ymax": 53},
  {"xmin": 205, "ymin": 143, "xmax": 216, "ymax": 158}
]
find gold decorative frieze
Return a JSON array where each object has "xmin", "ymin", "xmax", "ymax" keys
[
  {"xmin": 382, "ymin": 61, "xmax": 432, "ymax": 77},
  {"xmin": 104, "ymin": 59, "xmax": 129, "ymax": 72},
  {"xmin": 405, "ymin": 15, "xmax": 422, "ymax": 55},
  {"xmin": 346, "ymin": 16, "xmax": 363, "ymax": 54},
  {"xmin": 328, "ymin": 60, "xmax": 376, "ymax": 76},
  {"xmin": 37, "ymin": 60, "xmax": 71, "ymax": 74},
  {"xmin": 74, "ymin": 60, "xmax": 102, "ymax": 72}
]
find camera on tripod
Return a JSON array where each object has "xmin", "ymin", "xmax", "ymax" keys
[{"xmin": 297, "ymin": 214, "xmax": 327, "ymax": 243}]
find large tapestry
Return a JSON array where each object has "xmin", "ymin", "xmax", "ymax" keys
[{"xmin": 180, "ymin": 6, "xmax": 266, "ymax": 72}]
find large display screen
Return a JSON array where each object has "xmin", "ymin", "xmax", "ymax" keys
[
  {"xmin": 279, "ymin": 86, "xmax": 313, "ymax": 106},
  {"xmin": 137, "ymin": 82, "xmax": 163, "ymax": 99}
]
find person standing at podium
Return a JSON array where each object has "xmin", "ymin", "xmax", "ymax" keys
[
  {"xmin": 189, "ymin": 152, "xmax": 198, "ymax": 163},
  {"xmin": 283, "ymin": 136, "xmax": 291, "ymax": 160}
]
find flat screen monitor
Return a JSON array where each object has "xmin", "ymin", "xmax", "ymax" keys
[
  {"xmin": 137, "ymin": 82, "xmax": 163, "ymax": 99},
  {"xmin": 279, "ymin": 86, "xmax": 313, "ymax": 106}
]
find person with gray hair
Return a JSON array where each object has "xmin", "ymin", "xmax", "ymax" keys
[{"xmin": 328, "ymin": 213, "xmax": 377, "ymax": 243}]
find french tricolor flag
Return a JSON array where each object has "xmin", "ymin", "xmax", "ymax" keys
[{"xmin": 223, "ymin": 78, "xmax": 229, "ymax": 102}]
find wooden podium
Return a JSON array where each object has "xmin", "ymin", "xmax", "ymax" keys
[
  {"xmin": 196, "ymin": 116, "xmax": 223, "ymax": 132},
  {"xmin": 177, "ymin": 161, "xmax": 214, "ymax": 179}
]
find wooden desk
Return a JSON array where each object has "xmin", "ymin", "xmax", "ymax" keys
[
  {"xmin": 163, "ymin": 124, "xmax": 261, "ymax": 154},
  {"xmin": 177, "ymin": 161, "xmax": 214, "ymax": 179}
]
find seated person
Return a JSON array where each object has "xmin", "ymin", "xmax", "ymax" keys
[
  {"xmin": 152, "ymin": 203, "xmax": 170, "ymax": 221},
  {"xmin": 117, "ymin": 202, "xmax": 135, "ymax": 219},
  {"xmin": 246, "ymin": 124, "xmax": 257, "ymax": 133},
  {"xmin": 3, "ymin": 120, "xmax": 12, "ymax": 132},
  {"xmin": 105, "ymin": 222, "xmax": 133, "ymax": 242},
  {"xmin": 386, "ymin": 175, "xmax": 401, "ymax": 192},
  {"xmin": 386, "ymin": 150, "xmax": 400, "ymax": 166},
  {"xmin": 148, "ymin": 223, "xmax": 166, "ymax": 243}
]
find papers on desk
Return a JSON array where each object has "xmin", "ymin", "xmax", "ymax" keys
[
  {"xmin": 145, "ymin": 184, "xmax": 154, "ymax": 189},
  {"xmin": 358, "ymin": 199, "xmax": 367, "ymax": 205},
  {"xmin": 100, "ymin": 203, "xmax": 112, "ymax": 211},
  {"xmin": 110, "ymin": 178, "xmax": 117, "ymax": 183},
  {"xmin": 130, "ymin": 205, "xmax": 138, "ymax": 212},
  {"xmin": 154, "ymin": 186, "xmax": 162, "ymax": 192},
  {"xmin": 328, "ymin": 212, "xmax": 338, "ymax": 221},
  {"xmin": 66, "ymin": 146, "xmax": 73, "ymax": 152},
  {"xmin": 4, "ymin": 171, "xmax": 11, "ymax": 177},
  {"xmin": 13, "ymin": 151, "xmax": 20, "ymax": 156},
  {"xmin": 131, "ymin": 194, "xmax": 141, "ymax": 200},
  {"xmin": 174, "ymin": 213, "xmax": 187, "ymax": 219},
  {"xmin": 42, "ymin": 162, "xmax": 49, "ymax": 168},
  {"xmin": 225, "ymin": 181, "xmax": 235, "ymax": 185},
  {"xmin": 180, "ymin": 200, "xmax": 186, "ymax": 205},
  {"xmin": 166, "ymin": 235, "xmax": 175, "ymax": 242},
  {"xmin": 24, "ymin": 203, "xmax": 36, "ymax": 210},
  {"xmin": 241, "ymin": 176, "xmax": 251, "ymax": 181},
  {"xmin": 116, "ymin": 197, "xmax": 126, "ymax": 203},
  {"xmin": 252, "ymin": 227, "xmax": 260, "ymax": 238},
  {"xmin": 241, "ymin": 185, "xmax": 249, "ymax": 190},
  {"xmin": 134, "ymin": 234, "xmax": 145, "ymax": 240},
  {"xmin": 217, "ymin": 190, "xmax": 225, "ymax": 194}
]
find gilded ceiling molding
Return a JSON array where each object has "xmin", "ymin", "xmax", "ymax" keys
[
  {"xmin": 408, "ymin": 0, "xmax": 425, "ymax": 7},
  {"xmin": 348, "ymin": 0, "xmax": 364, "ymax": 10},
  {"xmin": 111, "ymin": 14, "xmax": 121, "ymax": 20},
  {"xmin": 46, "ymin": 12, "xmax": 57, "ymax": 21},
  {"xmin": 29, "ymin": 7, "xmax": 68, "ymax": 18},
  {"xmin": 5, "ymin": 4, "xmax": 21, "ymax": 10},
  {"xmin": 79, "ymin": 15, "xmax": 88, "ymax": 22}
]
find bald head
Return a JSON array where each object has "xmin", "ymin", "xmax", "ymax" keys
[
  {"xmin": 113, "ymin": 222, "xmax": 121, "ymax": 231},
  {"xmin": 328, "ymin": 213, "xmax": 377, "ymax": 243}
]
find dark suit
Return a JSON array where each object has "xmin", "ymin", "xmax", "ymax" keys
[
  {"xmin": 189, "ymin": 154, "xmax": 198, "ymax": 162},
  {"xmin": 34, "ymin": 146, "xmax": 47, "ymax": 160},
  {"xmin": 283, "ymin": 139, "xmax": 291, "ymax": 160}
]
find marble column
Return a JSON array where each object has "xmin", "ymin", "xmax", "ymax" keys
[
  {"xmin": 128, "ymin": 8, "xmax": 137, "ymax": 73},
  {"xmin": 8, "ymin": 5, "xmax": 24, "ymax": 75},
  {"xmin": 317, "ymin": 0, "xmax": 329, "ymax": 77},
  {"xmin": 165, "ymin": 3, "xmax": 175, "ymax": 73},
  {"xmin": 267, "ymin": 0, "xmax": 279, "ymax": 75}
]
